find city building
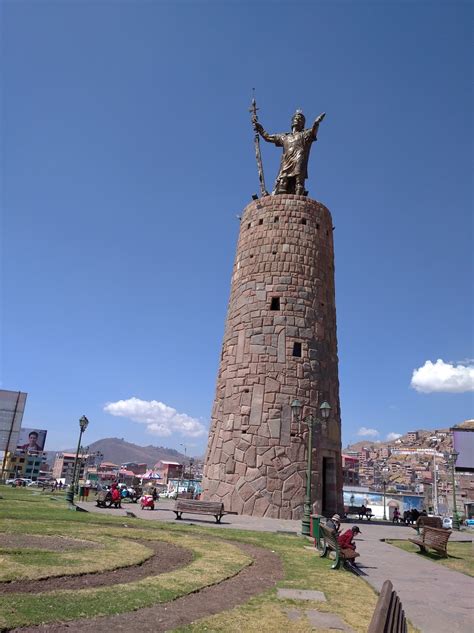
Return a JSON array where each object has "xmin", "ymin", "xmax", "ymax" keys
[
  {"xmin": 52, "ymin": 452, "xmax": 90, "ymax": 483},
  {"xmin": 120, "ymin": 462, "xmax": 147, "ymax": 475},
  {"xmin": 342, "ymin": 454, "xmax": 359, "ymax": 486},
  {"xmin": 154, "ymin": 460, "xmax": 183, "ymax": 483},
  {"xmin": 3, "ymin": 451, "xmax": 46, "ymax": 481}
]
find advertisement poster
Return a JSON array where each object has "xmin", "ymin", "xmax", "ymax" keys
[{"xmin": 16, "ymin": 428, "xmax": 47, "ymax": 453}]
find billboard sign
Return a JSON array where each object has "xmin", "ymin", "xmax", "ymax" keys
[
  {"xmin": 16, "ymin": 428, "xmax": 47, "ymax": 454},
  {"xmin": 452, "ymin": 428, "xmax": 474, "ymax": 472},
  {"xmin": 0, "ymin": 390, "xmax": 27, "ymax": 452}
]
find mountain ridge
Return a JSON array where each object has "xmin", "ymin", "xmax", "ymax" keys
[{"xmin": 49, "ymin": 437, "xmax": 190, "ymax": 467}]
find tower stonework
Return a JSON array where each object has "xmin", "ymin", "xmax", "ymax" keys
[{"xmin": 202, "ymin": 194, "xmax": 343, "ymax": 519}]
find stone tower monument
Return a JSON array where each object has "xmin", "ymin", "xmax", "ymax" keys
[{"xmin": 201, "ymin": 106, "xmax": 343, "ymax": 519}]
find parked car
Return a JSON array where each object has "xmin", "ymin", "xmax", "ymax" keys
[
  {"xmin": 465, "ymin": 518, "xmax": 474, "ymax": 527},
  {"xmin": 442, "ymin": 517, "xmax": 453, "ymax": 529},
  {"xmin": 11, "ymin": 478, "xmax": 33, "ymax": 487}
]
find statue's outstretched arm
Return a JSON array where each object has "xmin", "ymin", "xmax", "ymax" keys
[
  {"xmin": 253, "ymin": 119, "xmax": 279, "ymax": 144},
  {"xmin": 311, "ymin": 112, "xmax": 326, "ymax": 138}
]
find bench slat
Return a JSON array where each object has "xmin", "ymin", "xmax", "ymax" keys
[
  {"xmin": 368, "ymin": 580, "xmax": 393, "ymax": 633},
  {"xmin": 368, "ymin": 580, "xmax": 407, "ymax": 633},
  {"xmin": 386, "ymin": 593, "xmax": 401, "ymax": 633},
  {"xmin": 175, "ymin": 501, "xmax": 223, "ymax": 511}
]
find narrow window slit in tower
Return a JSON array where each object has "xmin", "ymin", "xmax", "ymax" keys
[
  {"xmin": 270, "ymin": 297, "xmax": 280, "ymax": 311},
  {"xmin": 274, "ymin": 216, "xmax": 279, "ymax": 223},
  {"xmin": 247, "ymin": 223, "xmax": 251, "ymax": 229},
  {"xmin": 292, "ymin": 342, "xmax": 302, "ymax": 357},
  {"xmin": 259, "ymin": 219, "xmax": 263, "ymax": 225},
  {"xmin": 316, "ymin": 223, "xmax": 320, "ymax": 230},
  {"xmin": 301, "ymin": 218, "xmax": 307, "ymax": 225}
]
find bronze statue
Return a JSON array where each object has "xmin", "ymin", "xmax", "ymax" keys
[{"xmin": 252, "ymin": 109, "xmax": 326, "ymax": 196}]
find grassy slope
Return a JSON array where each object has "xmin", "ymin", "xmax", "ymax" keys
[{"xmin": 0, "ymin": 486, "xmax": 418, "ymax": 632}]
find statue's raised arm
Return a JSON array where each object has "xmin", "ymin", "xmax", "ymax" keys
[{"xmin": 310, "ymin": 112, "xmax": 326, "ymax": 139}]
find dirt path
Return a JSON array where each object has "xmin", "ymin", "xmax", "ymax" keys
[
  {"xmin": 1, "ymin": 540, "xmax": 192, "ymax": 594},
  {"xmin": 13, "ymin": 542, "xmax": 283, "ymax": 632}
]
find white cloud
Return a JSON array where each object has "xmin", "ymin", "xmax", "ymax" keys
[
  {"xmin": 387, "ymin": 432, "xmax": 402, "ymax": 441},
  {"xmin": 357, "ymin": 427, "xmax": 380, "ymax": 438},
  {"xmin": 104, "ymin": 397, "xmax": 207, "ymax": 438},
  {"xmin": 411, "ymin": 359, "xmax": 474, "ymax": 393}
]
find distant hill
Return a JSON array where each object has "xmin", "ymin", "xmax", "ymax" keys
[
  {"xmin": 344, "ymin": 419, "xmax": 474, "ymax": 453},
  {"xmin": 48, "ymin": 437, "xmax": 188, "ymax": 468}
]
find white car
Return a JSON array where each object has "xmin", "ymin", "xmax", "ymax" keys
[
  {"xmin": 442, "ymin": 517, "xmax": 453, "ymax": 529},
  {"xmin": 10, "ymin": 478, "xmax": 33, "ymax": 486}
]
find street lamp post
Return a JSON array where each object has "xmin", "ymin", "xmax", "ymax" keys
[
  {"xmin": 448, "ymin": 450, "xmax": 460, "ymax": 530},
  {"xmin": 382, "ymin": 480, "xmax": 387, "ymax": 521},
  {"xmin": 291, "ymin": 399, "xmax": 331, "ymax": 537},
  {"xmin": 75, "ymin": 445, "xmax": 89, "ymax": 493},
  {"xmin": 179, "ymin": 443, "xmax": 187, "ymax": 493},
  {"xmin": 65, "ymin": 416, "xmax": 89, "ymax": 506}
]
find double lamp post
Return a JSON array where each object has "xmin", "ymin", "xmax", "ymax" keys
[
  {"xmin": 291, "ymin": 399, "xmax": 331, "ymax": 536},
  {"xmin": 446, "ymin": 449, "xmax": 460, "ymax": 530},
  {"xmin": 65, "ymin": 415, "xmax": 89, "ymax": 506}
]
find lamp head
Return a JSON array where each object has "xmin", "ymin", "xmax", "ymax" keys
[
  {"xmin": 451, "ymin": 450, "xmax": 459, "ymax": 464},
  {"xmin": 319, "ymin": 401, "xmax": 331, "ymax": 419},
  {"xmin": 79, "ymin": 415, "xmax": 89, "ymax": 432},
  {"xmin": 291, "ymin": 399, "xmax": 302, "ymax": 422}
]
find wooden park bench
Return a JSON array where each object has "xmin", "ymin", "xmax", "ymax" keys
[
  {"xmin": 408, "ymin": 525, "xmax": 451, "ymax": 557},
  {"xmin": 346, "ymin": 505, "xmax": 373, "ymax": 520},
  {"xmin": 368, "ymin": 579, "xmax": 407, "ymax": 633},
  {"xmin": 410, "ymin": 515, "xmax": 442, "ymax": 534},
  {"xmin": 319, "ymin": 523, "xmax": 360, "ymax": 570},
  {"xmin": 95, "ymin": 490, "xmax": 112, "ymax": 508},
  {"xmin": 173, "ymin": 499, "xmax": 225, "ymax": 524}
]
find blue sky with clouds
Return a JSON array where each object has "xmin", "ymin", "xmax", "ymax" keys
[{"xmin": 2, "ymin": 1, "xmax": 473, "ymax": 455}]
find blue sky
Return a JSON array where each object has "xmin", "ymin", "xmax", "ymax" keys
[{"xmin": 2, "ymin": 1, "xmax": 473, "ymax": 455}]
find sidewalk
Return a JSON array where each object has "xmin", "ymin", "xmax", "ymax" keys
[
  {"xmin": 354, "ymin": 523, "xmax": 474, "ymax": 633},
  {"xmin": 78, "ymin": 502, "xmax": 473, "ymax": 632}
]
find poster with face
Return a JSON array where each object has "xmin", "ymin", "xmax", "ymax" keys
[{"xmin": 16, "ymin": 428, "xmax": 47, "ymax": 453}]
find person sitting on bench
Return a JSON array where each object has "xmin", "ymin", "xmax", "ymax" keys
[
  {"xmin": 326, "ymin": 514, "xmax": 342, "ymax": 535},
  {"xmin": 338, "ymin": 525, "xmax": 361, "ymax": 558}
]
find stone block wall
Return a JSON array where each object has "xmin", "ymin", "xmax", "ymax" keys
[{"xmin": 201, "ymin": 195, "xmax": 343, "ymax": 519}]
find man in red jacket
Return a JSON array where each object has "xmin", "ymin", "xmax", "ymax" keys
[{"xmin": 338, "ymin": 526, "xmax": 361, "ymax": 560}]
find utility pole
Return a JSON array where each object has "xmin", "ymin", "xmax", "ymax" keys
[{"xmin": 433, "ymin": 453, "xmax": 439, "ymax": 515}]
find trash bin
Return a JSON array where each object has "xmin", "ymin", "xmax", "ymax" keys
[
  {"xmin": 310, "ymin": 514, "xmax": 323, "ymax": 549},
  {"xmin": 78, "ymin": 486, "xmax": 85, "ymax": 501}
]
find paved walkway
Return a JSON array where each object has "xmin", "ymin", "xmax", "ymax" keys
[
  {"xmin": 354, "ymin": 523, "xmax": 474, "ymax": 633},
  {"xmin": 78, "ymin": 501, "xmax": 473, "ymax": 632}
]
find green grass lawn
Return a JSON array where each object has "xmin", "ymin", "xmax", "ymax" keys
[
  {"xmin": 386, "ymin": 539, "xmax": 474, "ymax": 577},
  {"xmin": 0, "ymin": 485, "xmax": 417, "ymax": 632}
]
